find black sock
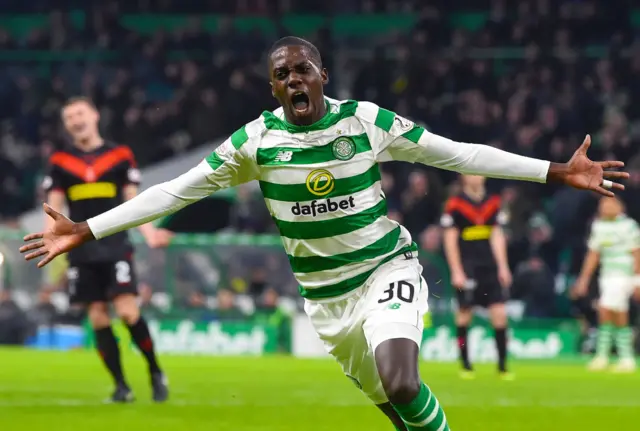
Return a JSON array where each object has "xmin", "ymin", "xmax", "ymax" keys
[
  {"xmin": 494, "ymin": 327, "xmax": 508, "ymax": 372},
  {"xmin": 94, "ymin": 326, "xmax": 126, "ymax": 386},
  {"xmin": 127, "ymin": 317, "xmax": 162, "ymax": 374},
  {"xmin": 456, "ymin": 325, "xmax": 472, "ymax": 370}
]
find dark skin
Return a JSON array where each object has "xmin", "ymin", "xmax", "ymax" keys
[
  {"xmin": 269, "ymin": 45, "xmax": 328, "ymax": 126},
  {"xmin": 19, "ymin": 44, "xmax": 630, "ymax": 429}
]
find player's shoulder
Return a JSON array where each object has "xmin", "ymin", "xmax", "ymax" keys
[
  {"xmin": 590, "ymin": 218, "xmax": 607, "ymax": 231},
  {"xmin": 102, "ymin": 140, "xmax": 135, "ymax": 158},
  {"xmin": 353, "ymin": 100, "xmax": 383, "ymax": 124},
  {"xmin": 444, "ymin": 192, "xmax": 466, "ymax": 208},
  {"xmin": 48, "ymin": 143, "xmax": 77, "ymax": 166},
  {"xmin": 353, "ymin": 99, "xmax": 417, "ymax": 132},
  {"xmin": 486, "ymin": 193, "xmax": 502, "ymax": 207},
  {"xmin": 619, "ymin": 214, "xmax": 640, "ymax": 228},
  {"xmin": 441, "ymin": 194, "xmax": 462, "ymax": 226},
  {"xmin": 244, "ymin": 116, "xmax": 268, "ymax": 138},
  {"xmin": 220, "ymin": 116, "xmax": 268, "ymax": 155}
]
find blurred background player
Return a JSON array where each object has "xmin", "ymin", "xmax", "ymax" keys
[
  {"xmin": 441, "ymin": 174, "xmax": 512, "ymax": 379},
  {"xmin": 42, "ymin": 97, "xmax": 173, "ymax": 402},
  {"xmin": 573, "ymin": 196, "xmax": 640, "ymax": 373}
]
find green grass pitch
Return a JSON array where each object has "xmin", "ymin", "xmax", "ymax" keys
[{"xmin": 1, "ymin": 348, "xmax": 638, "ymax": 430}]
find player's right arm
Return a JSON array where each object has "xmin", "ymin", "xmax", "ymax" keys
[
  {"xmin": 573, "ymin": 223, "xmax": 601, "ymax": 298},
  {"xmin": 21, "ymin": 124, "xmax": 261, "ymax": 267},
  {"xmin": 440, "ymin": 200, "xmax": 466, "ymax": 289}
]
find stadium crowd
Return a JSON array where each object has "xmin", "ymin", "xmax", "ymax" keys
[{"xmin": 0, "ymin": 0, "xmax": 639, "ymax": 325}]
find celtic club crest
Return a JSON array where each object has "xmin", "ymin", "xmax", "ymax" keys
[{"xmin": 332, "ymin": 137, "xmax": 356, "ymax": 161}]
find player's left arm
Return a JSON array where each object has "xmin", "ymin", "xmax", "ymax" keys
[
  {"xmin": 359, "ymin": 104, "xmax": 627, "ymax": 196},
  {"xmin": 490, "ymin": 209, "xmax": 512, "ymax": 288}
]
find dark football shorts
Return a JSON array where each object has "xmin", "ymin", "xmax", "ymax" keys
[
  {"xmin": 67, "ymin": 258, "xmax": 138, "ymax": 304},
  {"xmin": 455, "ymin": 266, "xmax": 507, "ymax": 309}
]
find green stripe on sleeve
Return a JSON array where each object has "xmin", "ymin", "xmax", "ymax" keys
[
  {"xmin": 256, "ymin": 134, "xmax": 372, "ymax": 166},
  {"xmin": 374, "ymin": 107, "xmax": 396, "ymax": 132},
  {"xmin": 289, "ymin": 226, "xmax": 401, "ymax": 273},
  {"xmin": 259, "ymin": 164, "xmax": 381, "ymax": 202},
  {"xmin": 230, "ymin": 126, "xmax": 249, "ymax": 149},
  {"xmin": 402, "ymin": 126, "xmax": 425, "ymax": 143},
  {"xmin": 275, "ymin": 199, "xmax": 387, "ymax": 239},
  {"xmin": 205, "ymin": 152, "xmax": 224, "ymax": 170}
]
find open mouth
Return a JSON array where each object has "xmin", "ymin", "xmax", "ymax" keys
[{"xmin": 291, "ymin": 92, "xmax": 310, "ymax": 112}]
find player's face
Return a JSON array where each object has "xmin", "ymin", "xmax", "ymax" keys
[
  {"xmin": 62, "ymin": 101, "xmax": 100, "ymax": 142},
  {"xmin": 462, "ymin": 175, "xmax": 485, "ymax": 189},
  {"xmin": 269, "ymin": 46, "xmax": 328, "ymax": 126},
  {"xmin": 599, "ymin": 197, "xmax": 622, "ymax": 219}
]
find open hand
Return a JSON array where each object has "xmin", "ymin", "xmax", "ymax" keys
[
  {"xmin": 19, "ymin": 203, "xmax": 93, "ymax": 268},
  {"xmin": 555, "ymin": 135, "xmax": 628, "ymax": 197}
]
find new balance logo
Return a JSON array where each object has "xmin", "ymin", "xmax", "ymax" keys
[{"xmin": 274, "ymin": 151, "xmax": 293, "ymax": 162}]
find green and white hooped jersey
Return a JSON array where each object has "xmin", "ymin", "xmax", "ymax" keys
[
  {"xmin": 588, "ymin": 214, "xmax": 640, "ymax": 277},
  {"xmin": 87, "ymin": 97, "xmax": 550, "ymax": 299},
  {"xmin": 205, "ymin": 98, "xmax": 420, "ymax": 299}
]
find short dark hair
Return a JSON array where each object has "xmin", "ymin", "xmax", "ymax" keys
[
  {"xmin": 268, "ymin": 36, "xmax": 322, "ymax": 67},
  {"xmin": 62, "ymin": 96, "xmax": 97, "ymax": 111}
]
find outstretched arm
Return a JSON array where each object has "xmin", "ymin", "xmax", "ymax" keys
[
  {"xmin": 387, "ymin": 130, "xmax": 626, "ymax": 195},
  {"xmin": 20, "ymin": 130, "xmax": 259, "ymax": 267},
  {"xmin": 87, "ymin": 161, "xmax": 225, "ymax": 239},
  {"xmin": 361, "ymin": 104, "xmax": 628, "ymax": 196}
]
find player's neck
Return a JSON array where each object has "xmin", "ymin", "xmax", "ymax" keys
[
  {"xmin": 74, "ymin": 134, "xmax": 104, "ymax": 152},
  {"xmin": 284, "ymin": 99, "xmax": 328, "ymax": 126},
  {"xmin": 464, "ymin": 187, "xmax": 485, "ymax": 201}
]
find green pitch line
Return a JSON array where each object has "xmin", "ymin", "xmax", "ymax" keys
[{"xmin": 0, "ymin": 348, "xmax": 638, "ymax": 431}]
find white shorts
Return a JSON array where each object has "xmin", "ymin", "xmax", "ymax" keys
[
  {"xmin": 599, "ymin": 276, "xmax": 635, "ymax": 312},
  {"xmin": 304, "ymin": 256, "xmax": 429, "ymax": 404}
]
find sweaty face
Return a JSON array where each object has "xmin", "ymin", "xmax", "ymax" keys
[
  {"xmin": 599, "ymin": 197, "xmax": 622, "ymax": 219},
  {"xmin": 269, "ymin": 46, "xmax": 328, "ymax": 126},
  {"xmin": 62, "ymin": 101, "xmax": 99, "ymax": 142}
]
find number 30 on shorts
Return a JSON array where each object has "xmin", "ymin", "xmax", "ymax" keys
[{"xmin": 377, "ymin": 281, "xmax": 416, "ymax": 304}]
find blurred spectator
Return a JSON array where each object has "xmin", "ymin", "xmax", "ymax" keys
[
  {"xmin": 511, "ymin": 256, "xmax": 556, "ymax": 318},
  {"xmin": 400, "ymin": 171, "xmax": 443, "ymax": 241},
  {"xmin": 28, "ymin": 289, "xmax": 59, "ymax": 328},
  {"xmin": 214, "ymin": 288, "xmax": 247, "ymax": 321},
  {"xmin": 254, "ymin": 287, "xmax": 292, "ymax": 352},
  {"xmin": 0, "ymin": 290, "xmax": 30, "ymax": 345}
]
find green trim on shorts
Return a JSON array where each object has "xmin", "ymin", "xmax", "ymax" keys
[{"xmin": 298, "ymin": 243, "xmax": 419, "ymax": 300}]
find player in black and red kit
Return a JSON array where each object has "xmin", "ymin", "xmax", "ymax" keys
[
  {"xmin": 42, "ymin": 97, "xmax": 173, "ymax": 402},
  {"xmin": 441, "ymin": 174, "xmax": 513, "ymax": 379}
]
